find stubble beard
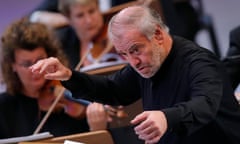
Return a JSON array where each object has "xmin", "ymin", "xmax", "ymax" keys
[{"xmin": 138, "ymin": 44, "xmax": 163, "ymax": 78}]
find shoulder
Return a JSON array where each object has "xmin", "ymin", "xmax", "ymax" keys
[
  {"xmin": 0, "ymin": 92, "xmax": 17, "ymax": 109},
  {"xmin": 56, "ymin": 26, "xmax": 73, "ymax": 34},
  {"xmin": 172, "ymin": 36, "xmax": 217, "ymax": 60},
  {"xmin": 171, "ymin": 36, "xmax": 223, "ymax": 77},
  {"xmin": 0, "ymin": 92, "xmax": 13, "ymax": 101},
  {"xmin": 55, "ymin": 26, "xmax": 77, "ymax": 40}
]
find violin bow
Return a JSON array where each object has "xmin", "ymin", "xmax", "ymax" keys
[
  {"xmin": 75, "ymin": 48, "xmax": 92, "ymax": 71},
  {"xmin": 33, "ymin": 47, "xmax": 91, "ymax": 134},
  {"xmin": 33, "ymin": 87, "xmax": 65, "ymax": 134},
  {"xmin": 93, "ymin": 39, "xmax": 113, "ymax": 63}
]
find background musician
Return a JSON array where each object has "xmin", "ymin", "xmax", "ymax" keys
[
  {"xmin": 30, "ymin": 0, "xmax": 199, "ymax": 44},
  {"xmin": 0, "ymin": 18, "xmax": 110, "ymax": 138},
  {"xmin": 57, "ymin": 0, "xmax": 124, "ymax": 68},
  {"xmin": 29, "ymin": 0, "xmax": 137, "ymax": 29}
]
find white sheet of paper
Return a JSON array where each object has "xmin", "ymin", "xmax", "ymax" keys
[
  {"xmin": 64, "ymin": 140, "xmax": 85, "ymax": 144},
  {"xmin": 0, "ymin": 132, "xmax": 53, "ymax": 144}
]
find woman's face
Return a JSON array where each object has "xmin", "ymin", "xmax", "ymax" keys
[
  {"xmin": 12, "ymin": 47, "xmax": 47, "ymax": 97},
  {"xmin": 68, "ymin": 2, "xmax": 104, "ymax": 41}
]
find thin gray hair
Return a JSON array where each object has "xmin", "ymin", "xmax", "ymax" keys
[{"xmin": 108, "ymin": 6, "xmax": 169, "ymax": 42}]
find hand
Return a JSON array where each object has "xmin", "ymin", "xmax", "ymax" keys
[
  {"xmin": 30, "ymin": 57, "xmax": 72, "ymax": 81},
  {"xmin": 131, "ymin": 111, "xmax": 167, "ymax": 144},
  {"xmin": 86, "ymin": 102, "xmax": 112, "ymax": 131}
]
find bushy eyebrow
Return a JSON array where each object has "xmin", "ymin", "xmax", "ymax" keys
[
  {"xmin": 129, "ymin": 44, "xmax": 138, "ymax": 51},
  {"xmin": 116, "ymin": 42, "xmax": 144, "ymax": 55}
]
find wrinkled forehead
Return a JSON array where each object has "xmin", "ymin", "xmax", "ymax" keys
[{"xmin": 112, "ymin": 29, "xmax": 147, "ymax": 52}]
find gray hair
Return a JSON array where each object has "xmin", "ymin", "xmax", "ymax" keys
[{"xmin": 108, "ymin": 6, "xmax": 169, "ymax": 42}]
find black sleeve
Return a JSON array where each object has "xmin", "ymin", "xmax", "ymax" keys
[{"xmin": 61, "ymin": 66, "xmax": 141, "ymax": 106}]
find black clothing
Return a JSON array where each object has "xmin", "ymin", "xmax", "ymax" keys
[
  {"xmin": 32, "ymin": 0, "xmax": 58, "ymax": 13},
  {"xmin": 56, "ymin": 26, "xmax": 80, "ymax": 68},
  {"xmin": 62, "ymin": 36, "xmax": 240, "ymax": 144},
  {"xmin": 222, "ymin": 26, "xmax": 240, "ymax": 89},
  {"xmin": 0, "ymin": 92, "xmax": 89, "ymax": 139},
  {"xmin": 161, "ymin": 0, "xmax": 200, "ymax": 41}
]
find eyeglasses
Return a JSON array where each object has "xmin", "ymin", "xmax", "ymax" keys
[
  {"xmin": 15, "ymin": 57, "xmax": 46, "ymax": 68},
  {"xmin": 17, "ymin": 61, "xmax": 36, "ymax": 68}
]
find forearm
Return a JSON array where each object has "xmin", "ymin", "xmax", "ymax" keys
[
  {"xmin": 61, "ymin": 71, "xmax": 120, "ymax": 105},
  {"xmin": 61, "ymin": 69, "xmax": 140, "ymax": 106}
]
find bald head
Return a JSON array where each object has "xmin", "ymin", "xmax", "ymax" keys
[{"xmin": 108, "ymin": 6, "xmax": 168, "ymax": 43}]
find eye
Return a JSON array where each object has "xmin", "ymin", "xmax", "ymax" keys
[
  {"xmin": 18, "ymin": 61, "xmax": 33, "ymax": 68},
  {"xmin": 129, "ymin": 47, "xmax": 141, "ymax": 55},
  {"xmin": 89, "ymin": 8, "xmax": 96, "ymax": 14},
  {"xmin": 76, "ymin": 13, "xmax": 84, "ymax": 18},
  {"xmin": 118, "ymin": 52, "xmax": 127, "ymax": 57},
  {"xmin": 133, "ymin": 48, "xmax": 140, "ymax": 54}
]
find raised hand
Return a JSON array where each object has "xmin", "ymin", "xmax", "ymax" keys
[{"xmin": 30, "ymin": 57, "xmax": 72, "ymax": 81}]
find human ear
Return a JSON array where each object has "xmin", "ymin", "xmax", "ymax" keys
[{"xmin": 154, "ymin": 25, "xmax": 164, "ymax": 45}]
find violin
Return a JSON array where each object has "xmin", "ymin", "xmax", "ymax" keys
[
  {"xmin": 81, "ymin": 22, "xmax": 123, "ymax": 67},
  {"xmin": 39, "ymin": 80, "xmax": 128, "ymax": 118},
  {"xmin": 38, "ymin": 80, "xmax": 86, "ymax": 119}
]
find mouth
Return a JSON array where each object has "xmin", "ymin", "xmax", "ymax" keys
[
  {"xmin": 32, "ymin": 73, "xmax": 44, "ymax": 80},
  {"xmin": 87, "ymin": 27, "xmax": 94, "ymax": 30},
  {"xmin": 137, "ymin": 66, "xmax": 150, "ymax": 74},
  {"xmin": 138, "ymin": 67, "xmax": 145, "ymax": 71}
]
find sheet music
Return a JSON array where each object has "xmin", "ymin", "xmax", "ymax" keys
[
  {"xmin": 0, "ymin": 132, "xmax": 53, "ymax": 144},
  {"xmin": 64, "ymin": 140, "xmax": 85, "ymax": 144}
]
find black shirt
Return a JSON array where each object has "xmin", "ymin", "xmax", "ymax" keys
[
  {"xmin": 56, "ymin": 26, "xmax": 80, "ymax": 68},
  {"xmin": 0, "ymin": 92, "xmax": 89, "ymax": 139},
  {"xmin": 63, "ymin": 36, "xmax": 240, "ymax": 144}
]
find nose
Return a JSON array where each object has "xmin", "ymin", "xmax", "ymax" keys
[
  {"xmin": 85, "ymin": 14, "xmax": 93, "ymax": 24},
  {"xmin": 128, "ymin": 55, "xmax": 140, "ymax": 67}
]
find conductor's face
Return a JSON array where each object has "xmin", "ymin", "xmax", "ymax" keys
[{"xmin": 114, "ymin": 29, "xmax": 166, "ymax": 78}]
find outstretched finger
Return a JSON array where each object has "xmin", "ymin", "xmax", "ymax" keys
[
  {"xmin": 30, "ymin": 57, "xmax": 58, "ymax": 74},
  {"xmin": 131, "ymin": 112, "xmax": 148, "ymax": 125}
]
